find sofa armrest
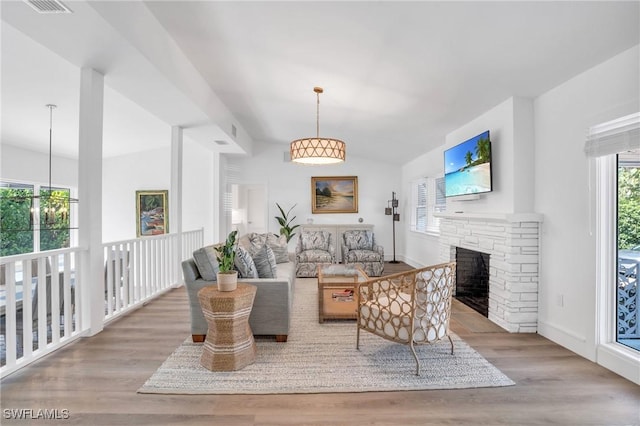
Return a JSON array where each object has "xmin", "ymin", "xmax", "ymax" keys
[
  {"xmin": 181, "ymin": 259, "xmax": 201, "ymax": 283},
  {"xmin": 373, "ymin": 244, "xmax": 384, "ymax": 257}
]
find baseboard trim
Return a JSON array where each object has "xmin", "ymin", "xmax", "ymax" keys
[
  {"xmin": 597, "ymin": 343, "xmax": 640, "ymax": 385},
  {"xmin": 537, "ymin": 319, "xmax": 592, "ymax": 359}
]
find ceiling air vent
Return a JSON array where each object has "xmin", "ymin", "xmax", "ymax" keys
[
  {"xmin": 24, "ymin": 0, "xmax": 72, "ymax": 13},
  {"xmin": 214, "ymin": 140, "xmax": 228, "ymax": 146}
]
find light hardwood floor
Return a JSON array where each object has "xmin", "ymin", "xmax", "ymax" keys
[{"xmin": 1, "ymin": 282, "xmax": 639, "ymax": 425}]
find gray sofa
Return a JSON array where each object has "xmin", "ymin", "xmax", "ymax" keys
[{"xmin": 181, "ymin": 250, "xmax": 295, "ymax": 343}]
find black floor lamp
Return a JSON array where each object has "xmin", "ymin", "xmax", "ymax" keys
[{"xmin": 385, "ymin": 191, "xmax": 400, "ymax": 264}]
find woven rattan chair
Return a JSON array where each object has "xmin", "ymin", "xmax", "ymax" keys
[{"xmin": 356, "ymin": 262, "xmax": 457, "ymax": 375}]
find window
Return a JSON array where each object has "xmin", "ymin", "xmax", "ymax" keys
[
  {"xmin": 411, "ymin": 176, "xmax": 446, "ymax": 234},
  {"xmin": 0, "ymin": 180, "xmax": 74, "ymax": 256},
  {"xmin": 587, "ymin": 112, "xmax": 639, "ymax": 358},
  {"xmin": 617, "ymin": 149, "xmax": 639, "ymax": 351},
  {"xmin": 0, "ymin": 182, "xmax": 35, "ymax": 256}
]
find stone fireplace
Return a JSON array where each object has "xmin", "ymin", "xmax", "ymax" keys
[{"xmin": 435, "ymin": 212, "xmax": 543, "ymax": 332}]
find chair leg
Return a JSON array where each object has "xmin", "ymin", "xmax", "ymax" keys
[
  {"xmin": 447, "ymin": 335, "xmax": 454, "ymax": 355},
  {"xmin": 356, "ymin": 326, "xmax": 361, "ymax": 350},
  {"xmin": 410, "ymin": 341, "xmax": 420, "ymax": 376}
]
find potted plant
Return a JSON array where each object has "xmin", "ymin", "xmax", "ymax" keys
[
  {"xmin": 215, "ymin": 230, "xmax": 238, "ymax": 291},
  {"xmin": 275, "ymin": 203, "xmax": 300, "ymax": 243}
]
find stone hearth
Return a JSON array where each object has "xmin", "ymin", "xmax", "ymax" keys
[{"xmin": 435, "ymin": 212, "xmax": 543, "ymax": 332}]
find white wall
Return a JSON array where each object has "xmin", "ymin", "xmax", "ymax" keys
[
  {"xmin": 400, "ymin": 144, "xmax": 442, "ymax": 267},
  {"xmin": 534, "ymin": 45, "xmax": 640, "ymax": 364},
  {"xmin": 182, "ymin": 140, "xmax": 216, "ymax": 244},
  {"xmin": 102, "ymin": 147, "xmax": 171, "ymax": 242},
  {"xmin": 400, "ymin": 96, "xmax": 535, "ymax": 267},
  {"xmin": 226, "ymin": 143, "xmax": 401, "ymax": 258},
  {"xmin": 444, "ymin": 97, "xmax": 536, "ymax": 214},
  {"xmin": 0, "ymin": 144, "xmax": 78, "ymax": 188}
]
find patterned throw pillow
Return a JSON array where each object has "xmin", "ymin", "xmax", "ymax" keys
[
  {"xmin": 266, "ymin": 233, "xmax": 289, "ymax": 264},
  {"xmin": 247, "ymin": 233, "xmax": 289, "ymax": 264},
  {"xmin": 192, "ymin": 245, "xmax": 220, "ymax": 281},
  {"xmin": 247, "ymin": 232, "xmax": 268, "ymax": 248},
  {"xmin": 250, "ymin": 244, "xmax": 278, "ymax": 278},
  {"xmin": 234, "ymin": 246, "xmax": 259, "ymax": 278}
]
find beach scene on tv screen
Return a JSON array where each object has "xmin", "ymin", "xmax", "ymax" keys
[{"xmin": 444, "ymin": 131, "xmax": 491, "ymax": 197}]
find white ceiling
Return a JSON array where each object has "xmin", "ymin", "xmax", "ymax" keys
[{"xmin": 2, "ymin": 1, "xmax": 639, "ymax": 164}]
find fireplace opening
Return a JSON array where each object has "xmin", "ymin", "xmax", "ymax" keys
[{"xmin": 455, "ymin": 247, "xmax": 490, "ymax": 317}]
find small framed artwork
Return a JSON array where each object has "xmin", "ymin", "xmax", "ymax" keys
[
  {"xmin": 311, "ymin": 176, "xmax": 358, "ymax": 214},
  {"xmin": 136, "ymin": 190, "xmax": 169, "ymax": 237}
]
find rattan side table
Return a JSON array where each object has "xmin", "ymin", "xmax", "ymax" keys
[{"xmin": 197, "ymin": 283, "xmax": 257, "ymax": 371}]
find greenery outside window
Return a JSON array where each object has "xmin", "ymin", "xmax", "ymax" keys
[{"xmin": 0, "ymin": 181, "xmax": 73, "ymax": 256}]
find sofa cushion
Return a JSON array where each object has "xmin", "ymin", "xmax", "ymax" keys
[
  {"xmin": 343, "ymin": 230, "xmax": 373, "ymax": 251},
  {"xmin": 297, "ymin": 249, "xmax": 333, "ymax": 263},
  {"xmin": 192, "ymin": 245, "xmax": 220, "ymax": 281},
  {"xmin": 344, "ymin": 249, "xmax": 382, "ymax": 262},
  {"xmin": 250, "ymin": 244, "xmax": 278, "ymax": 278},
  {"xmin": 234, "ymin": 246, "xmax": 259, "ymax": 278}
]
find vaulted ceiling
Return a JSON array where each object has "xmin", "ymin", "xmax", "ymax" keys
[{"xmin": 2, "ymin": 1, "xmax": 639, "ymax": 164}]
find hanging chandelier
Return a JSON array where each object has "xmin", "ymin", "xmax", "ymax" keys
[
  {"xmin": 0, "ymin": 104, "xmax": 78, "ymax": 232},
  {"xmin": 290, "ymin": 87, "xmax": 346, "ymax": 165},
  {"xmin": 36, "ymin": 104, "xmax": 79, "ymax": 229}
]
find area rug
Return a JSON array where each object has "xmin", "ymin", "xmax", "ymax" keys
[{"xmin": 138, "ymin": 278, "xmax": 515, "ymax": 394}]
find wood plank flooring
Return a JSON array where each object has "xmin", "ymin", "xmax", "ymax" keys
[{"xmin": 1, "ymin": 271, "xmax": 639, "ymax": 425}]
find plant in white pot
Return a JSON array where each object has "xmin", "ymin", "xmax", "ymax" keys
[{"xmin": 215, "ymin": 230, "xmax": 238, "ymax": 291}]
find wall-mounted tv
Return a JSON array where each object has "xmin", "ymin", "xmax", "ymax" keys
[{"xmin": 444, "ymin": 130, "xmax": 492, "ymax": 198}]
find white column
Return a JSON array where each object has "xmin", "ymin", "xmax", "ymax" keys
[
  {"xmin": 213, "ymin": 151, "xmax": 221, "ymax": 243},
  {"xmin": 78, "ymin": 68, "xmax": 104, "ymax": 336},
  {"xmin": 171, "ymin": 126, "xmax": 183, "ymax": 286}
]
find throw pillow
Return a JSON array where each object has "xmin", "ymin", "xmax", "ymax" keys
[
  {"xmin": 237, "ymin": 233, "xmax": 253, "ymax": 252},
  {"xmin": 247, "ymin": 232, "xmax": 268, "ymax": 248},
  {"xmin": 266, "ymin": 233, "xmax": 289, "ymax": 263},
  {"xmin": 250, "ymin": 244, "xmax": 278, "ymax": 278},
  {"xmin": 246, "ymin": 233, "xmax": 289, "ymax": 264},
  {"xmin": 192, "ymin": 245, "xmax": 220, "ymax": 281},
  {"xmin": 234, "ymin": 246, "xmax": 259, "ymax": 278}
]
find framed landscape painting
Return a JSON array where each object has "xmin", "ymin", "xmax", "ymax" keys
[
  {"xmin": 311, "ymin": 176, "xmax": 358, "ymax": 214},
  {"xmin": 136, "ymin": 190, "xmax": 169, "ymax": 237}
]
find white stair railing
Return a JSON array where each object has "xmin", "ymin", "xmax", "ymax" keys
[
  {"xmin": 1, "ymin": 228, "xmax": 204, "ymax": 378},
  {"xmin": 1, "ymin": 248, "xmax": 84, "ymax": 378}
]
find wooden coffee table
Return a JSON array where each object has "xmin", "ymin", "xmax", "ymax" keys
[
  {"xmin": 317, "ymin": 264, "xmax": 369, "ymax": 323},
  {"xmin": 197, "ymin": 283, "xmax": 257, "ymax": 371}
]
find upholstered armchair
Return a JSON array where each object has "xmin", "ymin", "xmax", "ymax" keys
[
  {"xmin": 295, "ymin": 230, "xmax": 335, "ymax": 277},
  {"xmin": 356, "ymin": 262, "xmax": 457, "ymax": 375},
  {"xmin": 341, "ymin": 230, "xmax": 384, "ymax": 277}
]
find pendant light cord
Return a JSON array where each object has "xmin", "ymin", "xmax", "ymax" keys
[{"xmin": 316, "ymin": 91, "xmax": 320, "ymax": 138}]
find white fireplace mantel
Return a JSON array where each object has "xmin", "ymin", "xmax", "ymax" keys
[{"xmin": 434, "ymin": 211, "xmax": 544, "ymax": 223}]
